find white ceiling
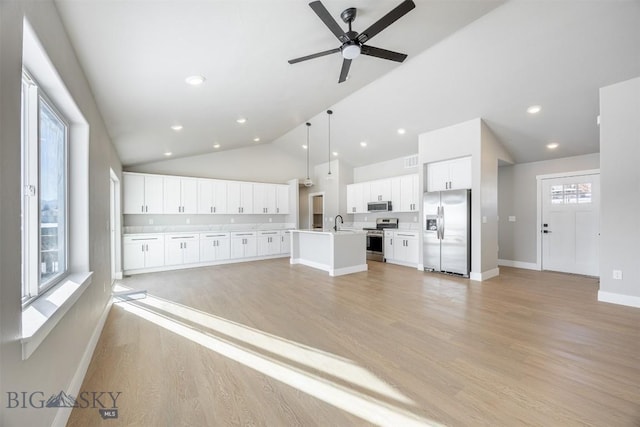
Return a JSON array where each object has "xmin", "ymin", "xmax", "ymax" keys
[{"xmin": 55, "ymin": 0, "xmax": 640, "ymax": 169}]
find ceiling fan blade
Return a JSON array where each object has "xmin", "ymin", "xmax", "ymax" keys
[
  {"xmin": 338, "ymin": 58, "xmax": 352, "ymax": 83},
  {"xmin": 309, "ymin": 1, "xmax": 349, "ymax": 43},
  {"xmin": 288, "ymin": 48, "xmax": 341, "ymax": 64},
  {"xmin": 356, "ymin": 0, "xmax": 416, "ymax": 44},
  {"xmin": 360, "ymin": 45, "xmax": 408, "ymax": 62}
]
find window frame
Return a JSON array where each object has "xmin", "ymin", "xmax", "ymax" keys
[{"xmin": 21, "ymin": 69, "xmax": 71, "ymax": 305}]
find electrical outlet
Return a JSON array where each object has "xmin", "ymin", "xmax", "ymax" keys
[
  {"xmin": 364, "ymin": 216, "xmax": 367, "ymax": 222},
  {"xmin": 269, "ymin": 217, "xmax": 272, "ymax": 223},
  {"xmin": 613, "ymin": 270, "xmax": 623, "ymax": 280},
  {"xmin": 148, "ymin": 218, "xmax": 154, "ymax": 225},
  {"xmin": 413, "ymin": 216, "xmax": 417, "ymax": 222},
  {"xmin": 508, "ymin": 216, "xmax": 516, "ymax": 222},
  {"xmin": 230, "ymin": 218, "xmax": 235, "ymax": 223},
  {"xmin": 186, "ymin": 218, "xmax": 190, "ymax": 224},
  {"xmin": 482, "ymin": 216, "xmax": 487, "ymax": 224}
]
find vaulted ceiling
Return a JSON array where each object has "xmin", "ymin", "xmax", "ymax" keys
[{"xmin": 55, "ymin": 0, "xmax": 640, "ymax": 168}]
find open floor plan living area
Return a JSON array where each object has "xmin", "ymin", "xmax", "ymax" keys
[{"xmin": 1, "ymin": 1, "xmax": 639, "ymax": 426}]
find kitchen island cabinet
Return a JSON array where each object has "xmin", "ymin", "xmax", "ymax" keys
[{"xmin": 290, "ymin": 230, "xmax": 367, "ymax": 277}]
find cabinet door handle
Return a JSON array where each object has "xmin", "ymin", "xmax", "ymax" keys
[
  {"xmin": 277, "ymin": 208, "xmax": 279, "ymax": 213},
  {"xmin": 141, "ymin": 205, "xmax": 144, "ymax": 213},
  {"xmin": 145, "ymin": 205, "xmax": 148, "ymax": 212},
  {"xmin": 145, "ymin": 244, "xmax": 149, "ymax": 251},
  {"xmin": 141, "ymin": 244, "xmax": 144, "ymax": 252},
  {"xmin": 210, "ymin": 207, "xmax": 213, "ymax": 213},
  {"xmin": 213, "ymin": 206, "xmax": 216, "ymax": 213}
]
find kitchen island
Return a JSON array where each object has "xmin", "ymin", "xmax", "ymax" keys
[{"xmin": 290, "ymin": 229, "xmax": 367, "ymax": 276}]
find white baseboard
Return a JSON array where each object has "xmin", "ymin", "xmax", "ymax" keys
[
  {"xmin": 498, "ymin": 259, "xmax": 539, "ymax": 271},
  {"xmin": 331, "ymin": 264, "xmax": 368, "ymax": 276},
  {"xmin": 598, "ymin": 291, "xmax": 640, "ymax": 308},
  {"xmin": 52, "ymin": 298, "xmax": 112, "ymax": 427},
  {"xmin": 290, "ymin": 258, "xmax": 330, "ymax": 273},
  {"xmin": 470, "ymin": 267, "xmax": 500, "ymax": 281}
]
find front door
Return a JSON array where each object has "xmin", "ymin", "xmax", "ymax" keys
[{"xmin": 541, "ymin": 174, "xmax": 600, "ymax": 276}]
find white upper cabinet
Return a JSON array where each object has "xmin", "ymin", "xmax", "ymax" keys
[
  {"xmin": 426, "ymin": 156, "xmax": 472, "ymax": 192},
  {"xmin": 347, "ymin": 183, "xmax": 367, "ymax": 213},
  {"xmin": 253, "ymin": 183, "xmax": 277, "ymax": 214},
  {"xmin": 198, "ymin": 179, "xmax": 227, "ymax": 214},
  {"xmin": 163, "ymin": 176, "xmax": 198, "ymax": 214},
  {"xmin": 400, "ymin": 174, "xmax": 419, "ymax": 212},
  {"xmin": 369, "ymin": 179, "xmax": 392, "ymax": 202},
  {"xmin": 227, "ymin": 181, "xmax": 253, "ymax": 214},
  {"xmin": 123, "ymin": 173, "xmax": 163, "ymax": 214},
  {"xmin": 276, "ymin": 184, "xmax": 289, "ymax": 214}
]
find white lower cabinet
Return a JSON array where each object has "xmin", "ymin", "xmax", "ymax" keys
[
  {"xmin": 231, "ymin": 232, "xmax": 257, "ymax": 259},
  {"xmin": 165, "ymin": 234, "xmax": 200, "ymax": 266},
  {"xmin": 280, "ymin": 230, "xmax": 291, "ymax": 254},
  {"xmin": 199, "ymin": 233, "xmax": 231, "ymax": 262},
  {"xmin": 123, "ymin": 234, "xmax": 165, "ymax": 270},
  {"xmin": 384, "ymin": 231, "xmax": 419, "ymax": 267},
  {"xmin": 258, "ymin": 231, "xmax": 281, "ymax": 256}
]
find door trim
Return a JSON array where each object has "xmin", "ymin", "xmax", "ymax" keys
[
  {"xmin": 308, "ymin": 191, "xmax": 325, "ymax": 230},
  {"xmin": 110, "ymin": 169, "xmax": 123, "ymax": 281},
  {"xmin": 535, "ymin": 169, "xmax": 600, "ymax": 272}
]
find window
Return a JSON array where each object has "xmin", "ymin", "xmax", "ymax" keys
[
  {"xmin": 21, "ymin": 71, "xmax": 69, "ymax": 303},
  {"xmin": 550, "ymin": 182, "xmax": 592, "ymax": 205}
]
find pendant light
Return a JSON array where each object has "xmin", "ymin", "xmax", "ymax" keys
[
  {"xmin": 303, "ymin": 122, "xmax": 313, "ymax": 187},
  {"xmin": 327, "ymin": 110, "xmax": 333, "ymax": 177}
]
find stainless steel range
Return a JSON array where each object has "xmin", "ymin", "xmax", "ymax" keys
[{"xmin": 363, "ymin": 218, "xmax": 398, "ymax": 261}]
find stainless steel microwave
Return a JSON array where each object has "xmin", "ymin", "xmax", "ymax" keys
[{"xmin": 367, "ymin": 201, "xmax": 392, "ymax": 212}]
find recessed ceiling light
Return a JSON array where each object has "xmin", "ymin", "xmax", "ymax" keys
[
  {"xmin": 253, "ymin": 137, "xmax": 260, "ymax": 142},
  {"xmin": 170, "ymin": 124, "xmax": 183, "ymax": 131},
  {"xmin": 185, "ymin": 75, "xmax": 206, "ymax": 86},
  {"xmin": 397, "ymin": 128, "xmax": 406, "ymax": 135},
  {"xmin": 236, "ymin": 117, "xmax": 247, "ymax": 124},
  {"xmin": 527, "ymin": 105, "xmax": 542, "ymax": 114},
  {"xmin": 164, "ymin": 152, "xmax": 172, "ymax": 156},
  {"xmin": 332, "ymin": 152, "xmax": 339, "ymax": 156},
  {"xmin": 546, "ymin": 142, "xmax": 559, "ymax": 149},
  {"xmin": 360, "ymin": 141, "xmax": 367, "ymax": 147},
  {"xmin": 302, "ymin": 145, "xmax": 308, "ymax": 149},
  {"xmin": 213, "ymin": 143, "xmax": 221, "ymax": 149}
]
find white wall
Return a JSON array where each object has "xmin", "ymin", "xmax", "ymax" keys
[
  {"xmin": 497, "ymin": 153, "xmax": 600, "ymax": 265},
  {"xmin": 598, "ymin": 76, "xmax": 640, "ymax": 307},
  {"xmin": 353, "ymin": 154, "xmax": 418, "ymax": 183},
  {"xmin": 0, "ymin": 2, "xmax": 121, "ymax": 426},
  {"xmin": 126, "ymin": 143, "xmax": 306, "ymax": 184}
]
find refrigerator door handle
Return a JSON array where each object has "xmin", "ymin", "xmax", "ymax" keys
[
  {"xmin": 437, "ymin": 206, "xmax": 442, "ymax": 240},
  {"xmin": 440, "ymin": 205, "xmax": 445, "ymax": 239}
]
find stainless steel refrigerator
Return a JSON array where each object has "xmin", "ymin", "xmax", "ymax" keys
[{"xmin": 423, "ymin": 189, "xmax": 471, "ymax": 277}]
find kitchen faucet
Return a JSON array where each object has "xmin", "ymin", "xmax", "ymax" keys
[{"xmin": 333, "ymin": 214, "xmax": 343, "ymax": 232}]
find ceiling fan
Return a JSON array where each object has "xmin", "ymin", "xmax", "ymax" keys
[{"xmin": 288, "ymin": 0, "xmax": 416, "ymax": 83}]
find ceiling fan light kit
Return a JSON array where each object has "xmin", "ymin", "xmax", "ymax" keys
[
  {"xmin": 288, "ymin": 0, "xmax": 416, "ymax": 83},
  {"xmin": 304, "ymin": 122, "xmax": 314, "ymax": 187}
]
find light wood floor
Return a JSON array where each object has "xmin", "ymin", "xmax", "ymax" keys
[{"xmin": 67, "ymin": 260, "xmax": 640, "ymax": 426}]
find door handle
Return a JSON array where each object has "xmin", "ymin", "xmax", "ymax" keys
[{"xmin": 542, "ymin": 230, "xmax": 552, "ymax": 234}]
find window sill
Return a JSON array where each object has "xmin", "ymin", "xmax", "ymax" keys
[{"xmin": 21, "ymin": 271, "xmax": 93, "ymax": 360}]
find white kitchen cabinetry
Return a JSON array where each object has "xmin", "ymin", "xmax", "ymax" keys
[
  {"xmin": 347, "ymin": 183, "xmax": 368, "ymax": 213},
  {"xmin": 398, "ymin": 174, "xmax": 419, "ymax": 211},
  {"xmin": 276, "ymin": 185, "xmax": 289, "ymax": 214},
  {"xmin": 258, "ymin": 230, "xmax": 281, "ymax": 256},
  {"xmin": 227, "ymin": 182, "xmax": 254, "ymax": 214},
  {"xmin": 369, "ymin": 179, "xmax": 392, "ymax": 202},
  {"xmin": 163, "ymin": 176, "xmax": 198, "ymax": 214},
  {"xmin": 198, "ymin": 179, "xmax": 228, "ymax": 214},
  {"xmin": 253, "ymin": 183, "xmax": 277, "ymax": 214},
  {"xmin": 123, "ymin": 173, "xmax": 164, "ymax": 214},
  {"xmin": 427, "ymin": 157, "xmax": 472, "ymax": 192},
  {"xmin": 231, "ymin": 232, "xmax": 257, "ymax": 258},
  {"xmin": 123, "ymin": 234, "xmax": 165, "ymax": 270},
  {"xmin": 199, "ymin": 232, "xmax": 230, "ymax": 262},
  {"xmin": 280, "ymin": 230, "xmax": 291, "ymax": 254},
  {"xmin": 389, "ymin": 231, "xmax": 419, "ymax": 267},
  {"xmin": 165, "ymin": 233, "xmax": 200, "ymax": 266},
  {"xmin": 384, "ymin": 230, "xmax": 395, "ymax": 260}
]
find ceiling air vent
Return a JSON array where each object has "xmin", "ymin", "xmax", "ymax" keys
[{"xmin": 404, "ymin": 154, "xmax": 418, "ymax": 169}]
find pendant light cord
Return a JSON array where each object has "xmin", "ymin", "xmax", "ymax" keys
[
  {"xmin": 327, "ymin": 110, "xmax": 333, "ymax": 175},
  {"xmin": 305, "ymin": 122, "xmax": 311, "ymax": 180}
]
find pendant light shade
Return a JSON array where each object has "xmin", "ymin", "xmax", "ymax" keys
[
  {"xmin": 303, "ymin": 122, "xmax": 313, "ymax": 187},
  {"xmin": 327, "ymin": 110, "xmax": 333, "ymax": 177}
]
